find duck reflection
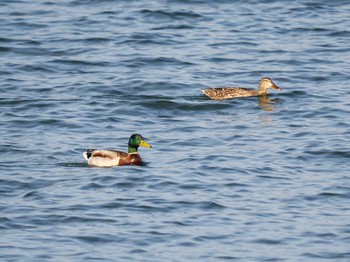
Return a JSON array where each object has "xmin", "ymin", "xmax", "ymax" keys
[{"xmin": 258, "ymin": 95, "xmax": 280, "ymax": 111}]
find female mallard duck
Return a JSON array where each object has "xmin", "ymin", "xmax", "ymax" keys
[
  {"xmin": 201, "ymin": 77, "xmax": 282, "ymax": 100},
  {"xmin": 83, "ymin": 134, "xmax": 151, "ymax": 167}
]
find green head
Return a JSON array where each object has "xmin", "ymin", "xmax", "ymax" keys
[{"xmin": 128, "ymin": 134, "xmax": 152, "ymax": 153}]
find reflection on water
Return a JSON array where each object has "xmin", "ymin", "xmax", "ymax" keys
[{"xmin": 258, "ymin": 95, "xmax": 281, "ymax": 111}]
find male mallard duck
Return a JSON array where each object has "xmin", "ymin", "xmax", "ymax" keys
[
  {"xmin": 83, "ymin": 134, "xmax": 151, "ymax": 167},
  {"xmin": 201, "ymin": 77, "xmax": 282, "ymax": 100}
]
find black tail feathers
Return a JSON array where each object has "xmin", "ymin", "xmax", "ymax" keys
[{"xmin": 85, "ymin": 149, "xmax": 95, "ymax": 159}]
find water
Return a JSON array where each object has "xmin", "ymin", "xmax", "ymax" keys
[{"xmin": 1, "ymin": 0, "xmax": 350, "ymax": 261}]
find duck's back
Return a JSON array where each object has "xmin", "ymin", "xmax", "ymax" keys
[
  {"xmin": 84, "ymin": 149, "xmax": 128, "ymax": 167},
  {"xmin": 202, "ymin": 87, "xmax": 259, "ymax": 100}
]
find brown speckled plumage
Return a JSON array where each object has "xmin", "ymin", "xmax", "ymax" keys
[{"xmin": 201, "ymin": 77, "xmax": 281, "ymax": 100}]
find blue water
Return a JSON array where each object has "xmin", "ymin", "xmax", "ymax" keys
[{"xmin": 1, "ymin": 0, "xmax": 350, "ymax": 261}]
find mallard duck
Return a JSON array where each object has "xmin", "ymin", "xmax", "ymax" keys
[
  {"xmin": 83, "ymin": 134, "xmax": 151, "ymax": 167},
  {"xmin": 201, "ymin": 77, "xmax": 282, "ymax": 100}
]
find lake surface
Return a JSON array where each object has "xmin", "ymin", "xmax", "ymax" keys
[{"xmin": 1, "ymin": 0, "xmax": 350, "ymax": 261}]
